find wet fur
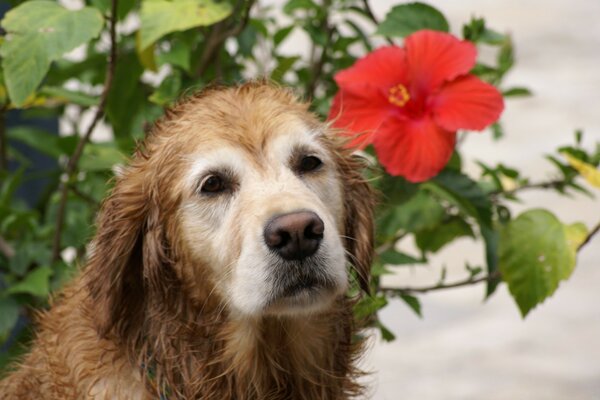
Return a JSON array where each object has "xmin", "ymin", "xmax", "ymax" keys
[{"xmin": 0, "ymin": 83, "xmax": 375, "ymax": 399}]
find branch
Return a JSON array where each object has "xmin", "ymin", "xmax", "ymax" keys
[
  {"xmin": 361, "ymin": 0, "xmax": 393, "ymax": 45},
  {"xmin": 304, "ymin": 21, "xmax": 334, "ymax": 99},
  {"xmin": 195, "ymin": 0, "xmax": 256, "ymax": 78},
  {"xmin": 375, "ymin": 232, "xmax": 407, "ymax": 256},
  {"xmin": 379, "ymin": 219, "xmax": 600, "ymax": 295},
  {"xmin": 51, "ymin": 0, "xmax": 119, "ymax": 262},
  {"xmin": 494, "ymin": 178, "xmax": 567, "ymax": 198},
  {"xmin": 0, "ymin": 235, "xmax": 15, "ymax": 259},
  {"xmin": 578, "ymin": 219, "xmax": 600, "ymax": 251},
  {"xmin": 69, "ymin": 184, "xmax": 100, "ymax": 207},
  {"xmin": 381, "ymin": 271, "xmax": 501, "ymax": 295}
]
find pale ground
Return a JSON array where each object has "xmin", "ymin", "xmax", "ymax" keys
[{"xmin": 357, "ymin": 1, "xmax": 600, "ymax": 399}]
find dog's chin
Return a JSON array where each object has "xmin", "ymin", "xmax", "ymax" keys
[{"xmin": 264, "ymin": 278, "xmax": 346, "ymax": 316}]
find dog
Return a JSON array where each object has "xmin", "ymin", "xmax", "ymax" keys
[{"xmin": 0, "ymin": 82, "xmax": 375, "ymax": 399}]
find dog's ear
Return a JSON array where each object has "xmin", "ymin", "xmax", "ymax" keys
[
  {"xmin": 85, "ymin": 161, "xmax": 172, "ymax": 339},
  {"xmin": 334, "ymin": 145, "xmax": 376, "ymax": 294}
]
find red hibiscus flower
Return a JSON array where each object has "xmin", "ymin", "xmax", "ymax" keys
[{"xmin": 328, "ymin": 30, "xmax": 504, "ymax": 182}]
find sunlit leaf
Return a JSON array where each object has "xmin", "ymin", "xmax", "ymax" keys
[
  {"xmin": 0, "ymin": 1, "xmax": 104, "ymax": 106},
  {"xmin": 7, "ymin": 266, "xmax": 53, "ymax": 298},
  {"xmin": 562, "ymin": 152, "xmax": 600, "ymax": 188},
  {"xmin": 377, "ymin": 2, "xmax": 449, "ymax": 38},
  {"xmin": 139, "ymin": 0, "xmax": 232, "ymax": 50},
  {"xmin": 499, "ymin": 210, "xmax": 587, "ymax": 317}
]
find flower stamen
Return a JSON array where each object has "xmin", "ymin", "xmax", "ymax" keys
[{"xmin": 388, "ymin": 84, "xmax": 410, "ymax": 107}]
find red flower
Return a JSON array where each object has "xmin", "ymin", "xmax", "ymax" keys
[{"xmin": 328, "ymin": 30, "xmax": 504, "ymax": 182}]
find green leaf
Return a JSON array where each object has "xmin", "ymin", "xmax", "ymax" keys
[
  {"xmin": 497, "ymin": 37, "xmax": 515, "ymax": 78},
  {"xmin": 376, "ymin": 320, "xmax": 396, "ymax": 342},
  {"xmin": 7, "ymin": 266, "xmax": 53, "ymax": 298},
  {"xmin": 376, "ymin": 2, "xmax": 449, "ymax": 38},
  {"xmin": 80, "ymin": 143, "xmax": 125, "ymax": 172},
  {"xmin": 416, "ymin": 217, "xmax": 475, "ymax": 254},
  {"xmin": 379, "ymin": 249, "xmax": 423, "ymax": 266},
  {"xmin": 499, "ymin": 210, "xmax": 587, "ymax": 317},
  {"xmin": 283, "ymin": 0, "xmax": 318, "ymax": 14},
  {"xmin": 354, "ymin": 295, "xmax": 388, "ymax": 319},
  {"xmin": 139, "ymin": 0, "xmax": 232, "ymax": 50},
  {"xmin": 149, "ymin": 72, "xmax": 182, "ymax": 105},
  {"xmin": 428, "ymin": 170, "xmax": 493, "ymax": 227},
  {"xmin": 0, "ymin": 296, "xmax": 20, "ymax": 340},
  {"xmin": 377, "ymin": 190, "xmax": 444, "ymax": 239},
  {"xmin": 0, "ymin": 1, "xmax": 104, "ymax": 106},
  {"xmin": 271, "ymin": 56, "xmax": 300, "ymax": 83},
  {"xmin": 481, "ymin": 225, "xmax": 500, "ymax": 297},
  {"xmin": 156, "ymin": 40, "xmax": 192, "ymax": 72},
  {"xmin": 7, "ymin": 126, "xmax": 76, "ymax": 159},
  {"xmin": 502, "ymin": 87, "xmax": 532, "ymax": 97},
  {"xmin": 375, "ymin": 173, "xmax": 419, "ymax": 205},
  {"xmin": 106, "ymin": 51, "xmax": 145, "ymax": 142},
  {"xmin": 39, "ymin": 86, "xmax": 99, "ymax": 107},
  {"xmin": 400, "ymin": 294, "xmax": 422, "ymax": 318},
  {"xmin": 274, "ymin": 25, "xmax": 295, "ymax": 47},
  {"xmin": 135, "ymin": 31, "xmax": 158, "ymax": 72}
]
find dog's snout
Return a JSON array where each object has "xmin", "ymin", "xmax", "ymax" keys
[{"xmin": 264, "ymin": 211, "xmax": 324, "ymax": 260}]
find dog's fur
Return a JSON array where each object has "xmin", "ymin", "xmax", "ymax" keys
[{"xmin": 0, "ymin": 83, "xmax": 375, "ymax": 399}]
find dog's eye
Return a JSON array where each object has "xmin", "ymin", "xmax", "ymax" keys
[
  {"xmin": 298, "ymin": 156, "xmax": 322, "ymax": 173},
  {"xmin": 200, "ymin": 175, "xmax": 226, "ymax": 194}
]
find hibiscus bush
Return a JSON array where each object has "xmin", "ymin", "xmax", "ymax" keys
[{"xmin": 1, "ymin": 0, "xmax": 599, "ymax": 367}]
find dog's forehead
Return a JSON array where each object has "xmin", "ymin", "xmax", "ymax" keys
[{"xmin": 166, "ymin": 85, "xmax": 320, "ymax": 152}]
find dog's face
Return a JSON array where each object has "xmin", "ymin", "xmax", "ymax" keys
[
  {"xmin": 86, "ymin": 84, "xmax": 374, "ymax": 334},
  {"xmin": 179, "ymin": 122, "xmax": 347, "ymax": 316},
  {"xmin": 170, "ymin": 89, "xmax": 351, "ymax": 317}
]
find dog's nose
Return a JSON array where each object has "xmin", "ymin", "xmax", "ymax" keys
[{"xmin": 264, "ymin": 211, "xmax": 324, "ymax": 260}]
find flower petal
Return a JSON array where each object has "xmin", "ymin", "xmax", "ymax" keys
[
  {"xmin": 405, "ymin": 30, "xmax": 477, "ymax": 92},
  {"xmin": 432, "ymin": 75, "xmax": 504, "ymax": 131},
  {"xmin": 328, "ymin": 87, "xmax": 391, "ymax": 148},
  {"xmin": 373, "ymin": 115, "xmax": 456, "ymax": 182},
  {"xmin": 334, "ymin": 46, "xmax": 408, "ymax": 90}
]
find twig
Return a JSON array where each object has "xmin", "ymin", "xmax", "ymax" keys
[
  {"xmin": 379, "ymin": 218, "xmax": 600, "ymax": 295},
  {"xmin": 361, "ymin": 0, "xmax": 394, "ymax": 45},
  {"xmin": 578, "ymin": 219, "xmax": 600, "ymax": 251},
  {"xmin": 304, "ymin": 0, "xmax": 334, "ymax": 99},
  {"xmin": 69, "ymin": 184, "xmax": 100, "ymax": 207},
  {"xmin": 381, "ymin": 271, "xmax": 501, "ymax": 295},
  {"xmin": 305, "ymin": 22, "xmax": 334, "ymax": 99},
  {"xmin": 493, "ymin": 178, "xmax": 566, "ymax": 198},
  {"xmin": 0, "ymin": 235, "xmax": 15, "ymax": 258},
  {"xmin": 374, "ymin": 232, "xmax": 407, "ymax": 256},
  {"xmin": 195, "ymin": 0, "xmax": 256, "ymax": 78},
  {"xmin": 51, "ymin": 0, "xmax": 119, "ymax": 262}
]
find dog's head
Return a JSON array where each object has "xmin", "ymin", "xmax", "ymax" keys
[{"xmin": 86, "ymin": 83, "xmax": 374, "ymax": 335}]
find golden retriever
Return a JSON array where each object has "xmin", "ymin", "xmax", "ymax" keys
[{"xmin": 0, "ymin": 82, "xmax": 374, "ymax": 399}]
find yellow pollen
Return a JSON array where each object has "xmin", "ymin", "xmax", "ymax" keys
[{"xmin": 388, "ymin": 84, "xmax": 410, "ymax": 107}]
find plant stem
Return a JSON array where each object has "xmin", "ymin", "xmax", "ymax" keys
[
  {"xmin": 578, "ymin": 219, "xmax": 600, "ymax": 251},
  {"xmin": 304, "ymin": 0, "xmax": 333, "ymax": 99},
  {"xmin": 361, "ymin": 0, "xmax": 393, "ymax": 45},
  {"xmin": 381, "ymin": 271, "xmax": 501, "ymax": 295},
  {"xmin": 379, "ymin": 218, "xmax": 600, "ymax": 295},
  {"xmin": 0, "ymin": 235, "xmax": 15, "ymax": 259},
  {"xmin": 195, "ymin": 0, "xmax": 256, "ymax": 78},
  {"xmin": 51, "ymin": 0, "xmax": 119, "ymax": 262},
  {"xmin": 492, "ymin": 178, "xmax": 566, "ymax": 198}
]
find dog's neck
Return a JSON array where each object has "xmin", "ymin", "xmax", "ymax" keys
[{"xmin": 125, "ymin": 285, "xmax": 364, "ymax": 399}]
